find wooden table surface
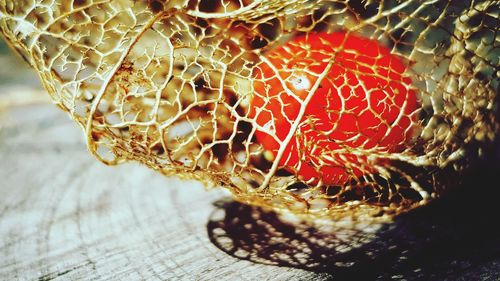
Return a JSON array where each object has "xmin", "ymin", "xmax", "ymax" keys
[
  {"xmin": 1, "ymin": 40, "xmax": 499, "ymax": 281},
  {"xmin": 0, "ymin": 97, "xmax": 339, "ymax": 280}
]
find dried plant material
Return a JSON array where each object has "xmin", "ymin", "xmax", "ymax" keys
[{"xmin": 1, "ymin": 0, "xmax": 498, "ymax": 221}]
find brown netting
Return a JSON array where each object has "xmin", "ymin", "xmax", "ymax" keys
[{"xmin": 1, "ymin": 0, "xmax": 498, "ymax": 221}]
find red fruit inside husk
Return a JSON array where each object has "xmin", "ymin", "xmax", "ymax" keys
[{"xmin": 250, "ymin": 32, "xmax": 419, "ymax": 185}]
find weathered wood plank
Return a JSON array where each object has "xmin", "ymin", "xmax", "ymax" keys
[
  {"xmin": 0, "ymin": 101, "xmax": 329, "ymax": 280},
  {"xmin": 1, "ymin": 39, "xmax": 500, "ymax": 281}
]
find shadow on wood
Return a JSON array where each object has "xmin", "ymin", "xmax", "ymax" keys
[{"xmin": 207, "ymin": 153, "xmax": 500, "ymax": 280}]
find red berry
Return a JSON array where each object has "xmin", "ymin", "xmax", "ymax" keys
[{"xmin": 250, "ymin": 32, "xmax": 418, "ymax": 185}]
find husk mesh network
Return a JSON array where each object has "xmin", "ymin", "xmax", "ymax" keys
[{"xmin": 1, "ymin": 0, "xmax": 498, "ymax": 221}]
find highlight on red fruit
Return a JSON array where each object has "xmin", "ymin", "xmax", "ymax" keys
[{"xmin": 249, "ymin": 31, "xmax": 419, "ymax": 186}]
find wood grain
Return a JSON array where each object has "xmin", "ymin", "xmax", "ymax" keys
[
  {"xmin": 0, "ymin": 100, "xmax": 330, "ymax": 280},
  {"xmin": 2, "ymin": 35, "xmax": 500, "ymax": 281}
]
